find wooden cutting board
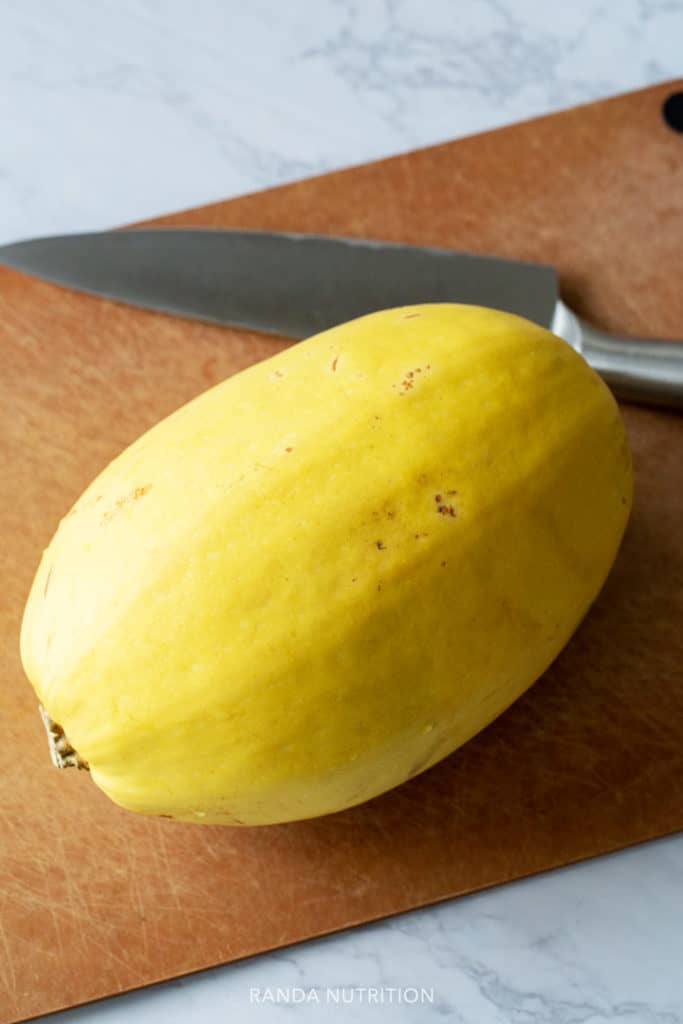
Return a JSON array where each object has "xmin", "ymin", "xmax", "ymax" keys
[{"xmin": 1, "ymin": 80, "xmax": 682, "ymax": 1023}]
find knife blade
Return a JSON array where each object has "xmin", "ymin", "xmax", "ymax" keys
[
  {"xmin": 0, "ymin": 229, "xmax": 558, "ymax": 336},
  {"xmin": 1, "ymin": 228, "xmax": 681, "ymax": 407}
]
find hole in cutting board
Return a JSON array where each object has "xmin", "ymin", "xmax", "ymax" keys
[{"xmin": 662, "ymin": 91, "xmax": 683, "ymax": 132}]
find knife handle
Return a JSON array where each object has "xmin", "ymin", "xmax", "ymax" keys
[{"xmin": 553, "ymin": 301, "xmax": 683, "ymax": 410}]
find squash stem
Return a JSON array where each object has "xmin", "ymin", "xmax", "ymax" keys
[{"xmin": 39, "ymin": 706, "xmax": 89, "ymax": 771}]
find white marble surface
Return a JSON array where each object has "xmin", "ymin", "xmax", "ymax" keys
[
  {"xmin": 2, "ymin": 1, "xmax": 681, "ymax": 1021},
  {"xmin": 1, "ymin": 0, "xmax": 682, "ymax": 245}
]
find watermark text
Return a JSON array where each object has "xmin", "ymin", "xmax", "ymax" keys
[{"xmin": 250, "ymin": 986, "xmax": 434, "ymax": 1006}]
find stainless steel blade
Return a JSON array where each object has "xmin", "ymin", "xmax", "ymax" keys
[{"xmin": 0, "ymin": 228, "xmax": 559, "ymax": 337}]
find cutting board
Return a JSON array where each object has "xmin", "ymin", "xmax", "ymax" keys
[{"xmin": 1, "ymin": 80, "xmax": 682, "ymax": 1023}]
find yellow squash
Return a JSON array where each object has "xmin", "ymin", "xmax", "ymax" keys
[{"xmin": 20, "ymin": 305, "xmax": 632, "ymax": 825}]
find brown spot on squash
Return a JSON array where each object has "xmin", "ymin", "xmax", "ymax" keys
[{"xmin": 101, "ymin": 484, "xmax": 152, "ymax": 525}]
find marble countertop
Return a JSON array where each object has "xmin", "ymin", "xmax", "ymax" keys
[{"xmin": 2, "ymin": 1, "xmax": 681, "ymax": 1021}]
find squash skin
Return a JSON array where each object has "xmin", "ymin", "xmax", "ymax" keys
[{"xmin": 20, "ymin": 304, "xmax": 632, "ymax": 825}]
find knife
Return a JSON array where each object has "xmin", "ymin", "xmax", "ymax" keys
[{"xmin": 1, "ymin": 228, "xmax": 681, "ymax": 408}]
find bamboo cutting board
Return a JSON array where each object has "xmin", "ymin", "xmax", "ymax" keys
[{"xmin": 1, "ymin": 81, "xmax": 682, "ymax": 1023}]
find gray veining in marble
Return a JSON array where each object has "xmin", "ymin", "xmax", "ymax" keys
[
  {"xmin": 1, "ymin": 0, "xmax": 681, "ymax": 243},
  {"xmin": 2, "ymin": 1, "xmax": 681, "ymax": 1021}
]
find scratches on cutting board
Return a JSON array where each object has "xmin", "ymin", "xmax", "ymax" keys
[{"xmin": 0, "ymin": 917, "xmax": 18, "ymax": 1009}]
